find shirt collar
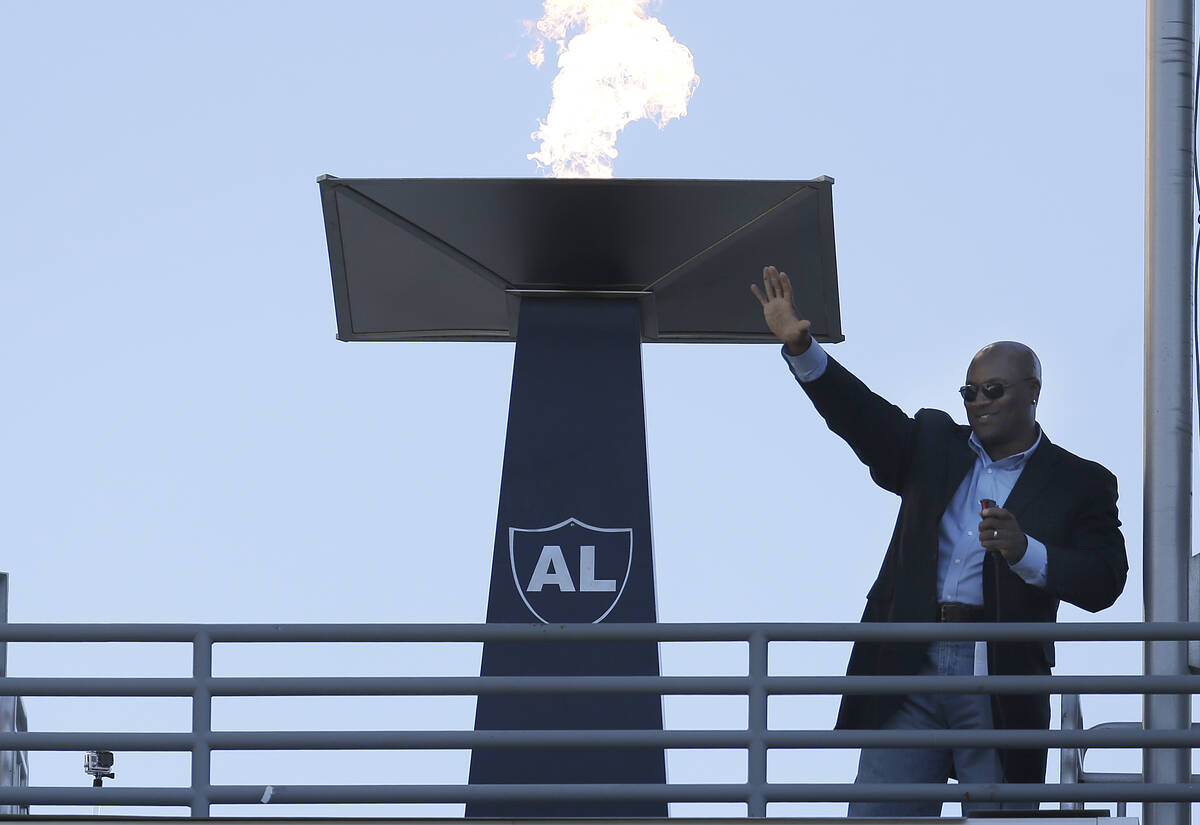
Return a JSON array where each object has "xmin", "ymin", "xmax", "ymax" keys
[{"xmin": 968, "ymin": 425, "xmax": 1043, "ymax": 469}]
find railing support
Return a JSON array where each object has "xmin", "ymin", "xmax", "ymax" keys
[
  {"xmin": 190, "ymin": 632, "xmax": 212, "ymax": 818},
  {"xmin": 746, "ymin": 630, "xmax": 767, "ymax": 817},
  {"xmin": 1059, "ymin": 694, "xmax": 1083, "ymax": 811}
]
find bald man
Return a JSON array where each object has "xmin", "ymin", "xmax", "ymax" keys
[{"xmin": 752, "ymin": 266, "xmax": 1127, "ymax": 817}]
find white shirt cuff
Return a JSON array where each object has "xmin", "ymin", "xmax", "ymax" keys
[
  {"xmin": 781, "ymin": 339, "xmax": 829, "ymax": 383},
  {"xmin": 1009, "ymin": 535, "xmax": 1048, "ymax": 588}
]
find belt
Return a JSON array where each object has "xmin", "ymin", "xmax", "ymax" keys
[{"xmin": 937, "ymin": 601, "xmax": 985, "ymax": 622}]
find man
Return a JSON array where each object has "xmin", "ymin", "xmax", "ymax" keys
[{"xmin": 750, "ymin": 265, "xmax": 1127, "ymax": 817}]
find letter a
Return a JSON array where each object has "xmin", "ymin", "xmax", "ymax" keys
[
  {"xmin": 579, "ymin": 545, "xmax": 616, "ymax": 592},
  {"xmin": 526, "ymin": 545, "xmax": 576, "ymax": 592}
]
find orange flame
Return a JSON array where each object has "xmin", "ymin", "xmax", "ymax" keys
[{"xmin": 526, "ymin": 0, "xmax": 700, "ymax": 178}]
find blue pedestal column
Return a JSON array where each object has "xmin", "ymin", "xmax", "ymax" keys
[{"xmin": 467, "ymin": 296, "xmax": 666, "ymax": 817}]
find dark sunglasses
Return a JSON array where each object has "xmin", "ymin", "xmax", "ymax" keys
[{"xmin": 958, "ymin": 378, "xmax": 1036, "ymax": 403}]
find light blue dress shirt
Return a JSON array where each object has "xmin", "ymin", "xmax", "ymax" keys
[{"xmin": 783, "ymin": 340, "xmax": 1049, "ymax": 605}]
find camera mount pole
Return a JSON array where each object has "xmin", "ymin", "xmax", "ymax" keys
[{"xmin": 1144, "ymin": 3, "xmax": 1195, "ymax": 825}]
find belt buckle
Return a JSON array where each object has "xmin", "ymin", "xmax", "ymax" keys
[{"xmin": 938, "ymin": 602, "xmax": 969, "ymax": 622}]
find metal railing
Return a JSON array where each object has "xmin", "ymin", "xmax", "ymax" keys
[
  {"xmin": 1059, "ymin": 693, "xmax": 1198, "ymax": 819},
  {"xmin": 0, "ymin": 621, "xmax": 1195, "ymax": 817}
]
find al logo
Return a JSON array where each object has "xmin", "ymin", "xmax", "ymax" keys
[{"xmin": 508, "ymin": 517, "xmax": 633, "ymax": 623}]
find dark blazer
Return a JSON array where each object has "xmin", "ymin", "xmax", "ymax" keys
[{"xmin": 799, "ymin": 355, "xmax": 1127, "ymax": 784}]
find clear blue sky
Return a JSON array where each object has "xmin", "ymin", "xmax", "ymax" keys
[{"xmin": 0, "ymin": 0, "xmax": 1167, "ymax": 817}]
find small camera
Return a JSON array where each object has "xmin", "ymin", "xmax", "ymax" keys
[{"xmin": 84, "ymin": 750, "xmax": 114, "ymax": 786}]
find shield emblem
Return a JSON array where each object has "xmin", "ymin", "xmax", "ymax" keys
[{"xmin": 509, "ymin": 517, "xmax": 634, "ymax": 624}]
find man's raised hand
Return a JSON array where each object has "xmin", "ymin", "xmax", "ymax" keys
[{"xmin": 750, "ymin": 265, "xmax": 812, "ymax": 355}]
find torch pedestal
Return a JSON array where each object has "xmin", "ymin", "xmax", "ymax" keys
[
  {"xmin": 317, "ymin": 176, "xmax": 841, "ymax": 816},
  {"xmin": 469, "ymin": 296, "xmax": 662, "ymax": 816}
]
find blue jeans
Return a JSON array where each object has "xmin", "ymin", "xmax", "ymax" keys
[{"xmin": 848, "ymin": 640, "xmax": 1022, "ymax": 818}]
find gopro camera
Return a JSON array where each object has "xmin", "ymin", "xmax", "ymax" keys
[{"xmin": 84, "ymin": 750, "xmax": 114, "ymax": 786}]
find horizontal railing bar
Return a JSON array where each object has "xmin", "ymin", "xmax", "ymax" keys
[
  {"xmin": 0, "ymin": 678, "xmax": 194, "ymax": 696},
  {"xmin": 1, "ymin": 673, "xmax": 1194, "ymax": 696},
  {"xmin": 0, "ymin": 787, "xmax": 192, "ymax": 805},
  {"xmin": 768, "ymin": 674, "xmax": 1198, "ymax": 695},
  {"xmin": 0, "ymin": 621, "xmax": 1195, "ymax": 643},
  {"xmin": 2, "ymin": 727, "xmax": 1200, "ymax": 751},
  {"xmin": 765, "ymin": 728, "xmax": 1200, "ymax": 748},
  {"xmin": 0, "ymin": 782, "xmax": 1195, "ymax": 805},
  {"xmin": 764, "ymin": 783, "xmax": 1200, "ymax": 803},
  {"xmin": 1080, "ymin": 771, "xmax": 1156, "ymax": 782}
]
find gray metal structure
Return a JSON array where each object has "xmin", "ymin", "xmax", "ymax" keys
[
  {"xmin": 1144, "ymin": 2, "xmax": 1194, "ymax": 825},
  {"xmin": 0, "ymin": 621, "xmax": 1194, "ymax": 817}
]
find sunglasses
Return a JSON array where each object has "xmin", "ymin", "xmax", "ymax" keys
[{"xmin": 958, "ymin": 377, "xmax": 1036, "ymax": 403}]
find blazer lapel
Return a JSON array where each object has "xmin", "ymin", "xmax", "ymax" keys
[
  {"xmin": 1002, "ymin": 430, "xmax": 1063, "ymax": 521},
  {"xmin": 934, "ymin": 426, "xmax": 976, "ymax": 517}
]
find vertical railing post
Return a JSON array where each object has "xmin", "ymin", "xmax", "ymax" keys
[
  {"xmin": 1058, "ymin": 694, "xmax": 1083, "ymax": 811},
  {"xmin": 746, "ymin": 630, "xmax": 768, "ymax": 817},
  {"xmin": 190, "ymin": 632, "xmax": 213, "ymax": 818},
  {"xmin": 0, "ymin": 573, "xmax": 9, "ymax": 681},
  {"xmin": 0, "ymin": 573, "xmax": 19, "ymax": 815}
]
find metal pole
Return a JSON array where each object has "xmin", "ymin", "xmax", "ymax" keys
[
  {"xmin": 0, "ymin": 573, "xmax": 9, "ymax": 679},
  {"xmin": 1145, "ymin": 3, "xmax": 1194, "ymax": 825},
  {"xmin": 190, "ymin": 633, "xmax": 212, "ymax": 818},
  {"xmin": 0, "ymin": 573, "xmax": 16, "ymax": 816},
  {"xmin": 746, "ymin": 631, "xmax": 768, "ymax": 817}
]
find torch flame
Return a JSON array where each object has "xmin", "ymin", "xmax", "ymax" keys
[{"xmin": 526, "ymin": 0, "xmax": 699, "ymax": 178}]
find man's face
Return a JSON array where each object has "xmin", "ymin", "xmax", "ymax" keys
[{"xmin": 963, "ymin": 350, "xmax": 1040, "ymax": 455}]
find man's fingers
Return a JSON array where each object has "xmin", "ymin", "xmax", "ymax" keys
[
  {"xmin": 779, "ymin": 270, "xmax": 792, "ymax": 301},
  {"xmin": 750, "ymin": 283, "xmax": 767, "ymax": 306},
  {"xmin": 763, "ymin": 267, "xmax": 779, "ymax": 300},
  {"xmin": 979, "ymin": 518, "xmax": 1009, "ymax": 534}
]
